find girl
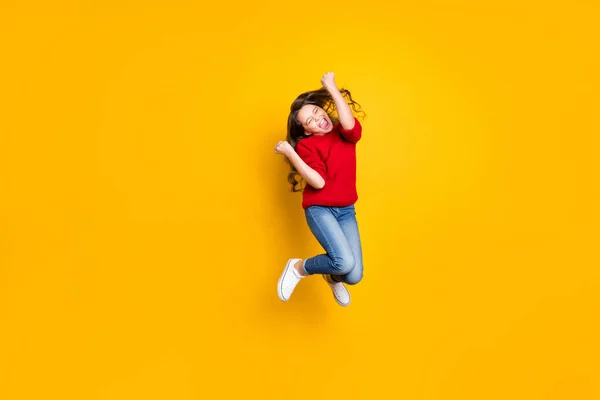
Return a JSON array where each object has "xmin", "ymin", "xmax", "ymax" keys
[{"xmin": 274, "ymin": 72, "xmax": 365, "ymax": 307}]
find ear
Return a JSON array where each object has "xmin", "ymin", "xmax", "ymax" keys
[{"xmin": 303, "ymin": 128, "xmax": 312, "ymax": 136}]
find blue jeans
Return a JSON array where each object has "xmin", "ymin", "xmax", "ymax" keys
[{"xmin": 302, "ymin": 205, "xmax": 364, "ymax": 285}]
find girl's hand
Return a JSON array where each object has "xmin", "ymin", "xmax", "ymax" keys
[
  {"xmin": 274, "ymin": 140, "xmax": 294, "ymax": 157},
  {"xmin": 321, "ymin": 72, "xmax": 337, "ymax": 91}
]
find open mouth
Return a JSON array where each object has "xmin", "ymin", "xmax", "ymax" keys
[{"xmin": 319, "ymin": 119, "xmax": 330, "ymax": 130}]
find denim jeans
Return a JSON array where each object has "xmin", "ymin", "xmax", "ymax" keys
[{"xmin": 302, "ymin": 205, "xmax": 364, "ymax": 285}]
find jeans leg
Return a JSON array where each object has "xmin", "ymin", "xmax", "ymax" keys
[
  {"xmin": 302, "ymin": 206, "xmax": 355, "ymax": 277},
  {"xmin": 336, "ymin": 205, "xmax": 364, "ymax": 285}
]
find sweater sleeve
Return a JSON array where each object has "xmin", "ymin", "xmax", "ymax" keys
[
  {"xmin": 339, "ymin": 117, "xmax": 362, "ymax": 143},
  {"xmin": 296, "ymin": 140, "xmax": 327, "ymax": 181}
]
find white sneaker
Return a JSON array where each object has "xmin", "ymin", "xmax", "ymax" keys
[
  {"xmin": 278, "ymin": 258, "xmax": 305, "ymax": 301},
  {"xmin": 323, "ymin": 275, "xmax": 351, "ymax": 307}
]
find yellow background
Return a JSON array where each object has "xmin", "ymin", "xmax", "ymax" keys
[{"xmin": 1, "ymin": 1, "xmax": 599, "ymax": 399}]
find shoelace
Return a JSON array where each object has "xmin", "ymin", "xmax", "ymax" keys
[
  {"xmin": 328, "ymin": 281, "xmax": 346, "ymax": 296},
  {"xmin": 284, "ymin": 274, "xmax": 300, "ymax": 291}
]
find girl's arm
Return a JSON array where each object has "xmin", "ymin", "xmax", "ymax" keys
[
  {"xmin": 321, "ymin": 72, "xmax": 355, "ymax": 131},
  {"xmin": 286, "ymin": 151, "xmax": 325, "ymax": 189},
  {"xmin": 275, "ymin": 141, "xmax": 325, "ymax": 189}
]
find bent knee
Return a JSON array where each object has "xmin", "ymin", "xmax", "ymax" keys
[
  {"xmin": 332, "ymin": 254, "xmax": 355, "ymax": 275},
  {"xmin": 344, "ymin": 270, "xmax": 363, "ymax": 285}
]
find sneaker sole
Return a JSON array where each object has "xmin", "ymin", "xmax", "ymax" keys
[{"xmin": 277, "ymin": 259, "xmax": 297, "ymax": 302}]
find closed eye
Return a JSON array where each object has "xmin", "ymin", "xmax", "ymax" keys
[{"xmin": 306, "ymin": 107, "xmax": 319, "ymax": 125}]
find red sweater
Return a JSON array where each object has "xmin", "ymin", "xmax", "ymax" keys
[{"xmin": 296, "ymin": 117, "xmax": 362, "ymax": 209}]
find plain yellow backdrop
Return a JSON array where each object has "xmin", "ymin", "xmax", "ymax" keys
[{"xmin": 1, "ymin": 0, "xmax": 599, "ymax": 399}]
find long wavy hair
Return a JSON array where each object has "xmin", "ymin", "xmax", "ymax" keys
[{"xmin": 285, "ymin": 87, "xmax": 364, "ymax": 192}]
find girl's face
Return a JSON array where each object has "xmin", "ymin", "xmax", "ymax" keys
[{"xmin": 297, "ymin": 105, "xmax": 333, "ymax": 136}]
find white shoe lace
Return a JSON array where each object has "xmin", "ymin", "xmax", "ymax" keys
[
  {"xmin": 282, "ymin": 267, "xmax": 303, "ymax": 297},
  {"xmin": 331, "ymin": 282, "xmax": 346, "ymax": 297},
  {"xmin": 284, "ymin": 275, "xmax": 300, "ymax": 293},
  {"xmin": 325, "ymin": 275, "xmax": 350, "ymax": 304}
]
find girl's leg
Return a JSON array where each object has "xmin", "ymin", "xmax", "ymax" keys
[
  {"xmin": 302, "ymin": 206, "xmax": 355, "ymax": 278},
  {"xmin": 336, "ymin": 205, "xmax": 364, "ymax": 285}
]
